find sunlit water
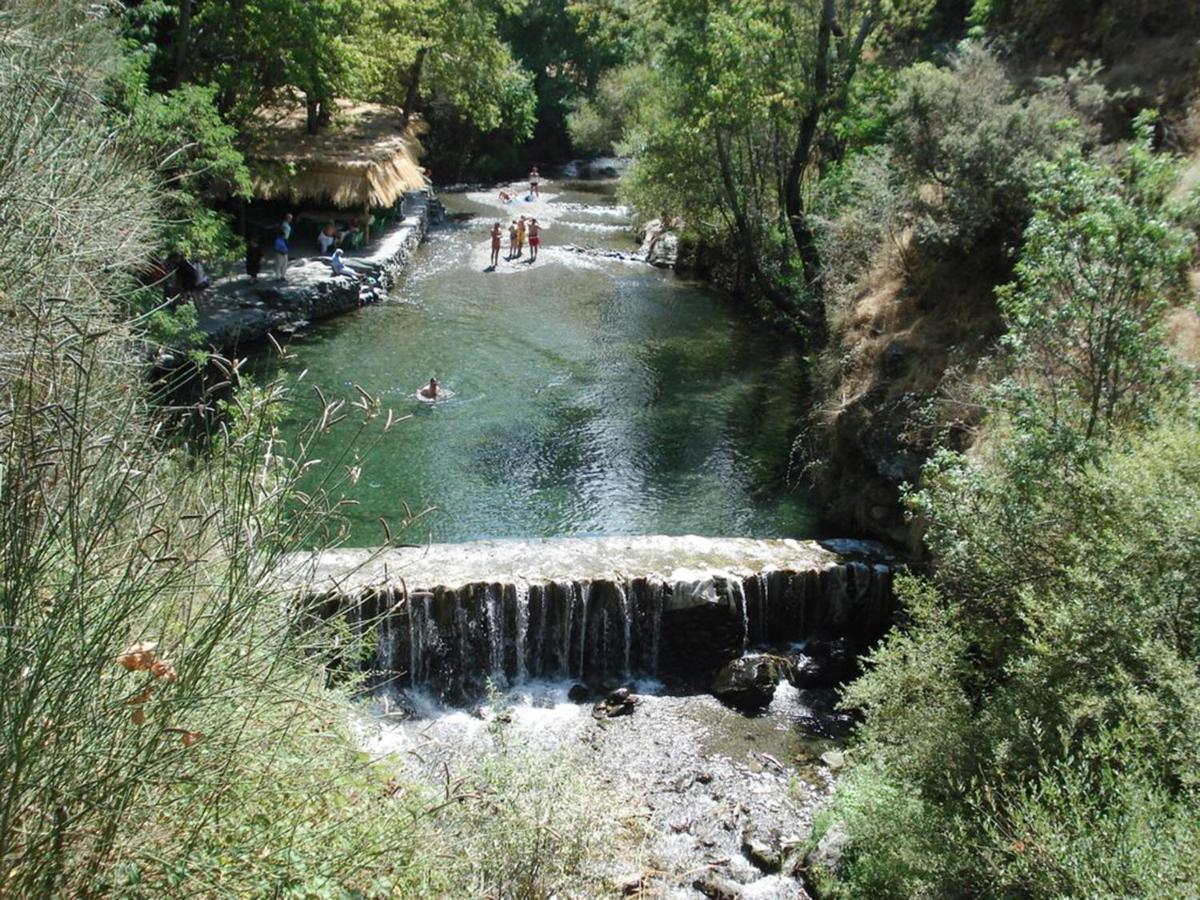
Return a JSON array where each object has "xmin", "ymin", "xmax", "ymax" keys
[{"xmin": 252, "ymin": 178, "xmax": 821, "ymax": 545}]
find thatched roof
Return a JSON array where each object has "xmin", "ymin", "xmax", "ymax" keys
[{"xmin": 248, "ymin": 100, "xmax": 427, "ymax": 209}]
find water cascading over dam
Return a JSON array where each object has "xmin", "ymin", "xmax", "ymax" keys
[{"xmin": 280, "ymin": 536, "xmax": 895, "ymax": 702}]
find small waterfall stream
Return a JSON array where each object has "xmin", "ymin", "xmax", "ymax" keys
[{"xmin": 321, "ymin": 557, "xmax": 892, "ymax": 702}]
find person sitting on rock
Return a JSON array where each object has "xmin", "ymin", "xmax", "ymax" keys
[
  {"xmin": 419, "ymin": 377, "xmax": 440, "ymax": 400},
  {"xmin": 330, "ymin": 248, "xmax": 357, "ymax": 279}
]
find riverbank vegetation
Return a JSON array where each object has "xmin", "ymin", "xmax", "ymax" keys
[
  {"xmin": 6, "ymin": 0, "xmax": 1200, "ymax": 893},
  {"xmin": 1, "ymin": 1, "xmax": 637, "ymax": 893},
  {"xmin": 808, "ymin": 116, "xmax": 1200, "ymax": 896}
]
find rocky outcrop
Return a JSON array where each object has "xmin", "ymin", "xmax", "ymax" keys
[
  {"xmin": 279, "ymin": 535, "xmax": 895, "ymax": 703},
  {"xmin": 636, "ymin": 218, "xmax": 680, "ymax": 268},
  {"xmin": 192, "ymin": 192, "xmax": 436, "ymax": 353},
  {"xmin": 558, "ymin": 157, "xmax": 626, "ymax": 180}
]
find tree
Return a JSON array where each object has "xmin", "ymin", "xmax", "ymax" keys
[
  {"xmin": 354, "ymin": 0, "xmax": 536, "ymax": 139},
  {"xmin": 997, "ymin": 114, "xmax": 1195, "ymax": 447},
  {"xmin": 106, "ymin": 50, "xmax": 253, "ymax": 260},
  {"xmin": 623, "ymin": 0, "xmax": 932, "ymax": 333}
]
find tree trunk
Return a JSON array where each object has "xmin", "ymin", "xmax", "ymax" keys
[
  {"xmin": 306, "ymin": 93, "xmax": 320, "ymax": 135},
  {"xmin": 401, "ymin": 47, "xmax": 428, "ymax": 129},
  {"xmin": 170, "ymin": 0, "xmax": 192, "ymax": 89},
  {"xmin": 782, "ymin": 0, "xmax": 834, "ymax": 287},
  {"xmin": 714, "ymin": 131, "xmax": 811, "ymax": 326}
]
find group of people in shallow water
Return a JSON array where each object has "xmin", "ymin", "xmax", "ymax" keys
[
  {"xmin": 425, "ymin": 167, "xmax": 549, "ymax": 395},
  {"xmin": 490, "ymin": 214, "xmax": 541, "ymax": 268},
  {"xmin": 490, "ymin": 167, "xmax": 544, "ymax": 269}
]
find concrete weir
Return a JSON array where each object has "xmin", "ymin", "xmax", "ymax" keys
[{"xmin": 280, "ymin": 536, "xmax": 896, "ymax": 702}]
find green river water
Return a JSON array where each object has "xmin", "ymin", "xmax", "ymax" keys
[{"xmin": 254, "ymin": 177, "xmax": 822, "ymax": 545}]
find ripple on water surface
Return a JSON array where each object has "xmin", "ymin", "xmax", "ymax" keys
[{"xmin": 251, "ymin": 179, "xmax": 821, "ymax": 544}]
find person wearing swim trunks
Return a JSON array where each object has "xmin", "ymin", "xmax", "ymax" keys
[
  {"xmin": 490, "ymin": 222, "xmax": 502, "ymax": 268},
  {"xmin": 528, "ymin": 218, "xmax": 540, "ymax": 262},
  {"xmin": 529, "ymin": 166, "xmax": 540, "ymax": 198},
  {"xmin": 517, "ymin": 215, "xmax": 527, "ymax": 257}
]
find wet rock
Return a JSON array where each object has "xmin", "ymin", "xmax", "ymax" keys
[
  {"xmin": 786, "ymin": 639, "xmax": 859, "ymax": 689},
  {"xmin": 819, "ymin": 750, "xmax": 845, "ymax": 771},
  {"xmin": 742, "ymin": 828, "xmax": 783, "ymax": 873},
  {"xmin": 592, "ymin": 689, "xmax": 639, "ymax": 719},
  {"xmin": 567, "ymin": 683, "xmax": 591, "ymax": 703},
  {"xmin": 803, "ymin": 821, "xmax": 850, "ymax": 881},
  {"xmin": 712, "ymin": 655, "xmax": 790, "ymax": 712},
  {"xmin": 695, "ymin": 871, "xmax": 744, "ymax": 899},
  {"xmin": 636, "ymin": 218, "xmax": 681, "ymax": 268},
  {"xmin": 741, "ymin": 874, "xmax": 810, "ymax": 898}
]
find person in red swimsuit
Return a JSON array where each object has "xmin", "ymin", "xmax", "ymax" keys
[{"xmin": 528, "ymin": 218, "xmax": 541, "ymax": 262}]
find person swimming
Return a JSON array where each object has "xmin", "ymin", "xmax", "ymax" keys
[{"xmin": 418, "ymin": 377, "xmax": 440, "ymax": 400}]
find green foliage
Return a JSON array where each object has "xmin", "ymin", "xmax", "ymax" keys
[
  {"xmin": 618, "ymin": 0, "xmax": 938, "ymax": 330},
  {"xmin": 356, "ymin": 0, "xmax": 536, "ymax": 139},
  {"xmin": 888, "ymin": 44, "xmax": 1083, "ymax": 250},
  {"xmin": 819, "ymin": 410, "xmax": 1200, "ymax": 897},
  {"xmin": 997, "ymin": 114, "xmax": 1196, "ymax": 446},
  {"xmin": 113, "ymin": 73, "xmax": 253, "ymax": 260},
  {"xmin": 567, "ymin": 62, "xmax": 652, "ymax": 155}
]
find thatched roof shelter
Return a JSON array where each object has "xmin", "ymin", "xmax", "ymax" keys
[{"xmin": 248, "ymin": 100, "xmax": 427, "ymax": 211}]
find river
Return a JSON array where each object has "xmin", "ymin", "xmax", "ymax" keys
[
  {"xmin": 253, "ymin": 174, "xmax": 821, "ymax": 546},
  {"xmin": 257, "ymin": 172, "xmax": 843, "ymax": 898}
]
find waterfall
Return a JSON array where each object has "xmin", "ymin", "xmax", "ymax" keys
[
  {"xmin": 731, "ymin": 579, "xmax": 749, "ymax": 653},
  {"xmin": 330, "ymin": 563, "xmax": 890, "ymax": 702},
  {"xmin": 515, "ymin": 584, "xmax": 530, "ymax": 683}
]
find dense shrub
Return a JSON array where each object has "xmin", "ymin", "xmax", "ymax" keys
[
  {"xmin": 889, "ymin": 45, "xmax": 1082, "ymax": 250},
  {"xmin": 812, "ymin": 120, "xmax": 1200, "ymax": 897}
]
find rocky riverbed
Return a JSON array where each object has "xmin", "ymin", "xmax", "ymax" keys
[{"xmin": 357, "ymin": 677, "xmax": 851, "ymax": 898}]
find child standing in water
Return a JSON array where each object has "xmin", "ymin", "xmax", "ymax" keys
[
  {"xmin": 490, "ymin": 222, "xmax": 502, "ymax": 268},
  {"xmin": 527, "ymin": 218, "xmax": 540, "ymax": 262},
  {"xmin": 517, "ymin": 215, "xmax": 527, "ymax": 257},
  {"xmin": 508, "ymin": 220, "xmax": 518, "ymax": 259}
]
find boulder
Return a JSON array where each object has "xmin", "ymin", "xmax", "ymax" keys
[
  {"xmin": 803, "ymin": 821, "xmax": 850, "ymax": 881},
  {"xmin": 567, "ymin": 683, "xmax": 591, "ymax": 703},
  {"xmin": 711, "ymin": 655, "xmax": 790, "ymax": 712},
  {"xmin": 636, "ymin": 218, "xmax": 680, "ymax": 268},
  {"xmin": 786, "ymin": 638, "xmax": 859, "ymax": 689},
  {"xmin": 591, "ymin": 688, "xmax": 639, "ymax": 719},
  {"xmin": 694, "ymin": 871, "xmax": 744, "ymax": 899},
  {"xmin": 742, "ymin": 826, "xmax": 783, "ymax": 873}
]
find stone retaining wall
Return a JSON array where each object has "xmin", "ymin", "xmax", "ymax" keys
[{"xmin": 193, "ymin": 192, "xmax": 436, "ymax": 353}]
